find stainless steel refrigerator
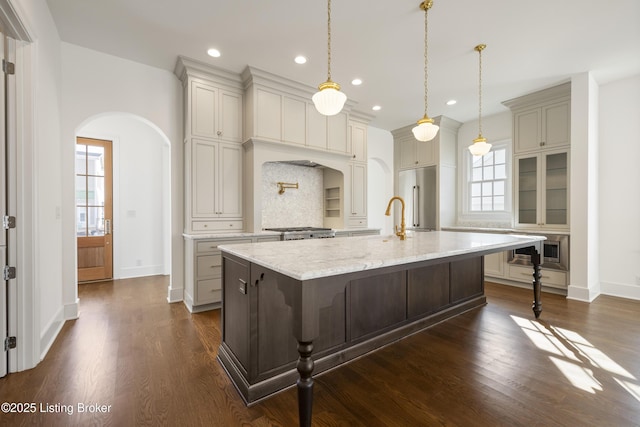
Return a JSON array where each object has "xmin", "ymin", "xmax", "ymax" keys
[{"xmin": 398, "ymin": 166, "xmax": 437, "ymax": 231}]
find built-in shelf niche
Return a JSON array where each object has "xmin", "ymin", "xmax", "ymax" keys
[{"xmin": 323, "ymin": 168, "xmax": 343, "ymax": 229}]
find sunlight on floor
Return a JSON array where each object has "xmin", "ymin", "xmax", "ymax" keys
[{"xmin": 511, "ymin": 315, "xmax": 640, "ymax": 401}]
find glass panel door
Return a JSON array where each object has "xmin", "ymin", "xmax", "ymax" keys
[
  {"xmin": 545, "ymin": 152, "xmax": 568, "ymax": 225},
  {"xmin": 518, "ymin": 156, "xmax": 538, "ymax": 224}
]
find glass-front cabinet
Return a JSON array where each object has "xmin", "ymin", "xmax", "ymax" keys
[{"xmin": 515, "ymin": 149, "xmax": 569, "ymax": 230}]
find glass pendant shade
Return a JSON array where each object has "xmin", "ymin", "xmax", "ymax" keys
[
  {"xmin": 312, "ymin": 81, "xmax": 347, "ymax": 116},
  {"xmin": 412, "ymin": 116, "xmax": 439, "ymax": 142},
  {"xmin": 468, "ymin": 136, "xmax": 492, "ymax": 156}
]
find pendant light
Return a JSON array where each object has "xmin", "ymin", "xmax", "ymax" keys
[
  {"xmin": 412, "ymin": 0, "xmax": 439, "ymax": 142},
  {"xmin": 468, "ymin": 44, "xmax": 492, "ymax": 156},
  {"xmin": 312, "ymin": 0, "xmax": 347, "ymax": 116}
]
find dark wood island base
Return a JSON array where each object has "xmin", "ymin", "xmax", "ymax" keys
[{"xmin": 218, "ymin": 232, "xmax": 544, "ymax": 427}]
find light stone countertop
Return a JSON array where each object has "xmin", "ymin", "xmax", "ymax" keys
[{"xmin": 219, "ymin": 231, "xmax": 545, "ymax": 281}]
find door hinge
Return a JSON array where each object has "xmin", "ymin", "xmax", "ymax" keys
[
  {"xmin": 2, "ymin": 215, "xmax": 16, "ymax": 229},
  {"xmin": 2, "ymin": 59, "xmax": 14, "ymax": 75},
  {"xmin": 4, "ymin": 336, "xmax": 16, "ymax": 351},
  {"xmin": 3, "ymin": 265, "xmax": 16, "ymax": 280}
]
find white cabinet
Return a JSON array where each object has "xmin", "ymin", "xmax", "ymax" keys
[
  {"xmin": 503, "ymin": 82, "xmax": 570, "ymax": 155},
  {"xmin": 513, "ymin": 100, "xmax": 570, "ymax": 154},
  {"xmin": 484, "ymin": 251, "xmax": 506, "ymax": 278},
  {"xmin": 349, "ymin": 120, "xmax": 367, "ymax": 162},
  {"xmin": 176, "ymin": 57, "xmax": 245, "ymax": 234},
  {"xmin": 184, "ymin": 237, "xmax": 252, "ymax": 312},
  {"xmin": 191, "ymin": 80, "xmax": 242, "ymax": 143},
  {"xmin": 515, "ymin": 149, "xmax": 569, "ymax": 231},
  {"xmin": 348, "ymin": 162, "xmax": 367, "ymax": 228},
  {"xmin": 190, "ymin": 139, "xmax": 244, "ymax": 232},
  {"xmin": 243, "ymin": 68, "xmax": 350, "ymax": 154},
  {"xmin": 398, "ymin": 137, "xmax": 435, "ymax": 169}
]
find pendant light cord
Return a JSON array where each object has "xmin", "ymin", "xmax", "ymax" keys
[
  {"xmin": 327, "ymin": 0, "xmax": 332, "ymax": 81},
  {"xmin": 478, "ymin": 46, "xmax": 483, "ymax": 137},
  {"xmin": 423, "ymin": 4, "xmax": 429, "ymax": 117}
]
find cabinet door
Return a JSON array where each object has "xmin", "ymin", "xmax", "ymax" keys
[
  {"xmin": 219, "ymin": 90, "xmax": 243, "ymax": 143},
  {"xmin": 283, "ymin": 96, "xmax": 306, "ymax": 145},
  {"xmin": 542, "ymin": 151, "xmax": 568, "ymax": 227},
  {"xmin": 399, "ymin": 139, "xmax": 417, "ymax": 169},
  {"xmin": 191, "ymin": 82, "xmax": 218, "ymax": 139},
  {"xmin": 350, "ymin": 122, "xmax": 367, "ymax": 162},
  {"xmin": 514, "ymin": 109, "xmax": 541, "ymax": 153},
  {"xmin": 416, "ymin": 139, "xmax": 435, "ymax": 166},
  {"xmin": 192, "ymin": 139, "xmax": 217, "ymax": 217},
  {"xmin": 515, "ymin": 154, "xmax": 539, "ymax": 226},
  {"xmin": 256, "ymin": 89, "xmax": 282, "ymax": 140},
  {"xmin": 307, "ymin": 104, "xmax": 327, "ymax": 150},
  {"xmin": 327, "ymin": 112, "xmax": 348, "ymax": 153},
  {"xmin": 350, "ymin": 163, "xmax": 367, "ymax": 217},
  {"xmin": 218, "ymin": 143, "xmax": 243, "ymax": 218},
  {"xmin": 542, "ymin": 101, "xmax": 570, "ymax": 149}
]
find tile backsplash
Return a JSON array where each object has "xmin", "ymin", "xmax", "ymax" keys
[{"xmin": 261, "ymin": 162, "xmax": 324, "ymax": 228}]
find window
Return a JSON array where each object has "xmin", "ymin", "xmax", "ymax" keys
[{"xmin": 470, "ymin": 148, "xmax": 507, "ymax": 212}]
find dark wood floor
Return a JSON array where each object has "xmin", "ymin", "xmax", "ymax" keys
[{"xmin": 1, "ymin": 276, "xmax": 639, "ymax": 426}]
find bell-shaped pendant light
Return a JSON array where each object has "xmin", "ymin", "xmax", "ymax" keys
[
  {"xmin": 312, "ymin": 0, "xmax": 347, "ymax": 116},
  {"xmin": 412, "ymin": 0, "xmax": 439, "ymax": 142},
  {"xmin": 468, "ymin": 44, "xmax": 492, "ymax": 156}
]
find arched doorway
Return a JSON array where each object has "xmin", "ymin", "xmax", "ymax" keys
[{"xmin": 75, "ymin": 113, "xmax": 172, "ymax": 282}]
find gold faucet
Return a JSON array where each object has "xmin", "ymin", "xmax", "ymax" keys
[{"xmin": 385, "ymin": 196, "xmax": 406, "ymax": 240}]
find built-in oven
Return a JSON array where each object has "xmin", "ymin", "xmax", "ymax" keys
[{"xmin": 508, "ymin": 234, "xmax": 569, "ymax": 271}]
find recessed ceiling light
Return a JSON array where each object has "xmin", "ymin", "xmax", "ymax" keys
[
  {"xmin": 294, "ymin": 55, "xmax": 307, "ymax": 64},
  {"xmin": 207, "ymin": 48, "xmax": 221, "ymax": 58},
  {"xmin": 351, "ymin": 78, "xmax": 363, "ymax": 86},
  {"xmin": 372, "ymin": 105, "xmax": 381, "ymax": 111},
  {"xmin": 446, "ymin": 99, "xmax": 457, "ymax": 106}
]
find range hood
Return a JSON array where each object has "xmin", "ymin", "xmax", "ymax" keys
[{"xmin": 273, "ymin": 160, "xmax": 324, "ymax": 168}]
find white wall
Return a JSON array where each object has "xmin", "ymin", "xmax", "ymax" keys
[
  {"xmin": 60, "ymin": 43, "xmax": 183, "ymax": 309},
  {"xmin": 79, "ymin": 115, "xmax": 170, "ymax": 279},
  {"xmin": 367, "ymin": 126, "xmax": 394, "ymax": 235},
  {"xmin": 598, "ymin": 74, "xmax": 640, "ymax": 299},
  {"xmin": 13, "ymin": 0, "xmax": 65, "ymax": 366}
]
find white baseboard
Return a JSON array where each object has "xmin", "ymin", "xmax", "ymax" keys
[
  {"xmin": 167, "ymin": 286, "xmax": 183, "ymax": 303},
  {"xmin": 567, "ymin": 284, "xmax": 600, "ymax": 302},
  {"xmin": 600, "ymin": 281, "xmax": 640, "ymax": 301},
  {"xmin": 119, "ymin": 264, "xmax": 164, "ymax": 279},
  {"xmin": 64, "ymin": 298, "xmax": 79, "ymax": 320},
  {"xmin": 39, "ymin": 306, "xmax": 65, "ymax": 361}
]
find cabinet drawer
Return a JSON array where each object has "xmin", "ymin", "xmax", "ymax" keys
[
  {"xmin": 192, "ymin": 220, "xmax": 244, "ymax": 232},
  {"xmin": 197, "ymin": 255, "xmax": 222, "ymax": 278},
  {"xmin": 508, "ymin": 265, "xmax": 567, "ymax": 288},
  {"xmin": 196, "ymin": 239, "xmax": 251, "ymax": 254},
  {"xmin": 348, "ymin": 218, "xmax": 367, "ymax": 228},
  {"xmin": 196, "ymin": 279, "xmax": 222, "ymax": 305}
]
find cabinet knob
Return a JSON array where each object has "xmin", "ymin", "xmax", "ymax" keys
[
  {"xmin": 217, "ymin": 130, "xmax": 222, "ymax": 136},
  {"xmin": 540, "ymin": 141, "xmax": 546, "ymax": 146},
  {"xmin": 415, "ymin": 161, "xmax": 418, "ymax": 164}
]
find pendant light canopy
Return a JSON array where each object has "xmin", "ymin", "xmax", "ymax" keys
[
  {"xmin": 412, "ymin": 0, "xmax": 439, "ymax": 142},
  {"xmin": 312, "ymin": 0, "xmax": 347, "ymax": 116},
  {"xmin": 468, "ymin": 44, "xmax": 492, "ymax": 156}
]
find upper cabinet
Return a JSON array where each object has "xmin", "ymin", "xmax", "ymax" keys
[
  {"xmin": 349, "ymin": 120, "xmax": 367, "ymax": 162},
  {"xmin": 242, "ymin": 66, "xmax": 350, "ymax": 155},
  {"xmin": 504, "ymin": 83, "xmax": 571, "ymax": 155},
  {"xmin": 191, "ymin": 81, "xmax": 243, "ymax": 143},
  {"xmin": 504, "ymin": 82, "xmax": 571, "ymax": 231}
]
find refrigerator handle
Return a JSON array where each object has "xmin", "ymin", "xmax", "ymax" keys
[{"xmin": 414, "ymin": 185, "xmax": 420, "ymax": 227}]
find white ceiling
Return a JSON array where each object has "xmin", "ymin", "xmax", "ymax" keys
[{"xmin": 46, "ymin": 0, "xmax": 640, "ymax": 131}]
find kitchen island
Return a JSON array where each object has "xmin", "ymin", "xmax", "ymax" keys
[{"xmin": 218, "ymin": 231, "xmax": 545, "ymax": 427}]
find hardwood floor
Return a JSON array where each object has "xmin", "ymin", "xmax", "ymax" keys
[{"xmin": 1, "ymin": 276, "xmax": 639, "ymax": 426}]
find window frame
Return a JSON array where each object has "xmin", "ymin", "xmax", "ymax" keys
[{"xmin": 460, "ymin": 140, "xmax": 512, "ymax": 222}]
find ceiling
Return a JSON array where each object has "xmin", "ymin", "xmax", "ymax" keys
[{"xmin": 46, "ymin": 0, "xmax": 640, "ymax": 131}]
